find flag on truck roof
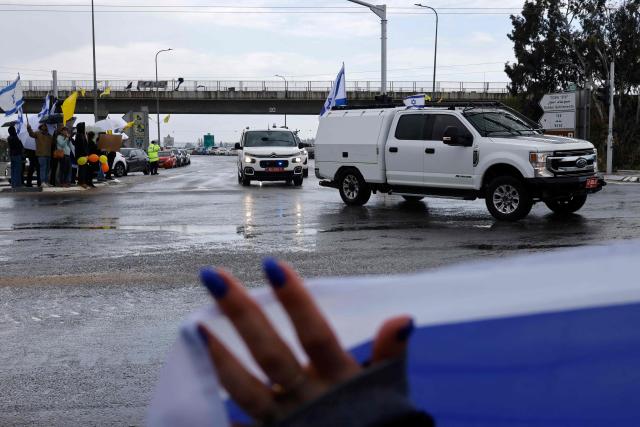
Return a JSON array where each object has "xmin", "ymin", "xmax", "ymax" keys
[
  {"xmin": 403, "ymin": 94, "xmax": 427, "ymax": 107},
  {"xmin": 320, "ymin": 63, "xmax": 347, "ymax": 117},
  {"xmin": 0, "ymin": 74, "xmax": 24, "ymax": 116},
  {"xmin": 148, "ymin": 241, "xmax": 640, "ymax": 427}
]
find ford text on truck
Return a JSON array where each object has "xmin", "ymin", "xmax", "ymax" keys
[
  {"xmin": 315, "ymin": 102, "xmax": 605, "ymax": 221},
  {"xmin": 235, "ymin": 129, "xmax": 306, "ymax": 186}
]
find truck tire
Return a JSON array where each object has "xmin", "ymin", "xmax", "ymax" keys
[
  {"xmin": 338, "ymin": 170, "xmax": 371, "ymax": 206},
  {"xmin": 544, "ymin": 194, "xmax": 587, "ymax": 214},
  {"xmin": 402, "ymin": 196, "xmax": 424, "ymax": 202},
  {"xmin": 485, "ymin": 176, "xmax": 533, "ymax": 221},
  {"xmin": 293, "ymin": 176, "xmax": 303, "ymax": 186}
]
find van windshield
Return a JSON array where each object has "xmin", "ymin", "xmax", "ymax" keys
[
  {"xmin": 464, "ymin": 110, "xmax": 542, "ymax": 137},
  {"xmin": 244, "ymin": 131, "xmax": 297, "ymax": 147}
]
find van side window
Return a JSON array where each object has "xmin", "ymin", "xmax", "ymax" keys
[
  {"xmin": 394, "ymin": 114, "xmax": 431, "ymax": 140},
  {"xmin": 430, "ymin": 115, "xmax": 473, "ymax": 141}
]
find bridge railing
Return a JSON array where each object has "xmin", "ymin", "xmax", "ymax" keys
[{"xmin": 12, "ymin": 79, "xmax": 510, "ymax": 94}]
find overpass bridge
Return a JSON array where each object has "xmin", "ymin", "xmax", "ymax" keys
[{"xmin": 16, "ymin": 79, "xmax": 510, "ymax": 116}]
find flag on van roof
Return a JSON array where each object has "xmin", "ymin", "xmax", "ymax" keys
[{"xmin": 320, "ymin": 63, "xmax": 347, "ymax": 117}]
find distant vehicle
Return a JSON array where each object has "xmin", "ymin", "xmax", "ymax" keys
[
  {"xmin": 120, "ymin": 148, "xmax": 150, "ymax": 175},
  {"xmin": 111, "ymin": 152, "xmax": 128, "ymax": 177},
  {"xmin": 236, "ymin": 128, "xmax": 305, "ymax": 186},
  {"xmin": 158, "ymin": 150, "xmax": 177, "ymax": 169},
  {"xmin": 294, "ymin": 135, "xmax": 310, "ymax": 177},
  {"xmin": 315, "ymin": 102, "xmax": 605, "ymax": 221},
  {"xmin": 191, "ymin": 147, "xmax": 207, "ymax": 155},
  {"xmin": 181, "ymin": 149, "xmax": 191, "ymax": 165},
  {"xmin": 302, "ymin": 142, "xmax": 315, "ymax": 159},
  {"xmin": 171, "ymin": 149, "xmax": 185, "ymax": 167}
]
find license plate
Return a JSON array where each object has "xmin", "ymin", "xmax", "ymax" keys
[
  {"xmin": 265, "ymin": 167, "xmax": 284, "ymax": 172},
  {"xmin": 586, "ymin": 177, "xmax": 599, "ymax": 189}
]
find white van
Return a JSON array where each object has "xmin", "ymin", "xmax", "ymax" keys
[{"xmin": 315, "ymin": 102, "xmax": 605, "ymax": 221}]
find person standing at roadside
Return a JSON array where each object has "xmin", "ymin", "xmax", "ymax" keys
[
  {"xmin": 74, "ymin": 123, "xmax": 89, "ymax": 188},
  {"xmin": 148, "ymin": 140, "xmax": 160, "ymax": 175},
  {"xmin": 27, "ymin": 123, "xmax": 53, "ymax": 187},
  {"xmin": 7, "ymin": 125, "xmax": 23, "ymax": 189},
  {"xmin": 56, "ymin": 127, "xmax": 72, "ymax": 187}
]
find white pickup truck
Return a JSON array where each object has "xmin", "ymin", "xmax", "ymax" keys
[{"xmin": 315, "ymin": 102, "xmax": 605, "ymax": 221}]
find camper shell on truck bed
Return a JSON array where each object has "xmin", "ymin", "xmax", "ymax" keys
[{"xmin": 315, "ymin": 102, "xmax": 605, "ymax": 221}]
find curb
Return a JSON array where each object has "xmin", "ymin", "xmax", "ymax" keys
[
  {"xmin": 605, "ymin": 175, "xmax": 640, "ymax": 183},
  {"xmin": 1, "ymin": 179, "xmax": 122, "ymax": 193}
]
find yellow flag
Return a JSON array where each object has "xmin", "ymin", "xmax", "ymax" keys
[
  {"xmin": 163, "ymin": 114, "xmax": 170, "ymax": 123},
  {"xmin": 99, "ymin": 87, "xmax": 111, "ymax": 98},
  {"xmin": 425, "ymin": 95, "xmax": 432, "ymax": 102},
  {"xmin": 61, "ymin": 91, "xmax": 78, "ymax": 124},
  {"xmin": 80, "ymin": 89, "xmax": 86, "ymax": 97},
  {"xmin": 123, "ymin": 120, "xmax": 135, "ymax": 130}
]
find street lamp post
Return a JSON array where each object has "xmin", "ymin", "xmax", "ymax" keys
[
  {"xmin": 155, "ymin": 48, "xmax": 173, "ymax": 144},
  {"xmin": 275, "ymin": 74, "xmax": 288, "ymax": 127},
  {"xmin": 91, "ymin": 0, "xmax": 98, "ymax": 121},
  {"xmin": 415, "ymin": 4, "xmax": 438, "ymax": 100},
  {"xmin": 347, "ymin": 0, "xmax": 387, "ymax": 95}
]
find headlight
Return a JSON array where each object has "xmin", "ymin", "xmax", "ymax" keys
[
  {"xmin": 244, "ymin": 155, "xmax": 256, "ymax": 164},
  {"xmin": 292, "ymin": 157, "xmax": 302, "ymax": 163},
  {"xmin": 529, "ymin": 151, "xmax": 554, "ymax": 177}
]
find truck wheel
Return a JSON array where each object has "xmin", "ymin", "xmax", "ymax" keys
[
  {"xmin": 293, "ymin": 176, "xmax": 303, "ymax": 186},
  {"xmin": 338, "ymin": 170, "xmax": 371, "ymax": 206},
  {"xmin": 544, "ymin": 194, "xmax": 587, "ymax": 214},
  {"xmin": 485, "ymin": 176, "xmax": 532, "ymax": 221},
  {"xmin": 402, "ymin": 196, "xmax": 424, "ymax": 202}
]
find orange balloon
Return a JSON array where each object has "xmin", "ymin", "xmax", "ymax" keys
[
  {"xmin": 101, "ymin": 163, "xmax": 110, "ymax": 173},
  {"xmin": 88, "ymin": 154, "xmax": 99, "ymax": 163}
]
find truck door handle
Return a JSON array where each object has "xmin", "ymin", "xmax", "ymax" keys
[
  {"xmin": 389, "ymin": 147, "xmax": 398, "ymax": 153},
  {"xmin": 425, "ymin": 148, "xmax": 435, "ymax": 154}
]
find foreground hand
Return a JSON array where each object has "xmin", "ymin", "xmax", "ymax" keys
[{"xmin": 197, "ymin": 259, "xmax": 414, "ymax": 425}]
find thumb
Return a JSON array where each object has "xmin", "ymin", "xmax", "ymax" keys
[{"xmin": 371, "ymin": 316, "xmax": 414, "ymax": 363}]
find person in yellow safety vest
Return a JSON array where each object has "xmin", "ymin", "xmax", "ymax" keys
[{"xmin": 148, "ymin": 141, "xmax": 160, "ymax": 175}]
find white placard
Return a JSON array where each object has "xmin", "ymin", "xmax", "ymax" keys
[
  {"xmin": 540, "ymin": 111, "xmax": 576, "ymax": 130},
  {"xmin": 539, "ymin": 93, "xmax": 576, "ymax": 112}
]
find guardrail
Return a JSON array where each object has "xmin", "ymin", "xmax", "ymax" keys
[{"xmin": 12, "ymin": 80, "xmax": 510, "ymax": 94}]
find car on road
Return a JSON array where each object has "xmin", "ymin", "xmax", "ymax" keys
[
  {"xmin": 120, "ymin": 148, "xmax": 150, "ymax": 175},
  {"xmin": 180, "ymin": 149, "xmax": 191, "ymax": 165},
  {"xmin": 171, "ymin": 149, "xmax": 184, "ymax": 167},
  {"xmin": 158, "ymin": 151, "xmax": 177, "ymax": 169},
  {"xmin": 315, "ymin": 102, "xmax": 605, "ymax": 221},
  {"xmin": 236, "ymin": 128, "xmax": 306, "ymax": 186},
  {"xmin": 111, "ymin": 152, "xmax": 128, "ymax": 177}
]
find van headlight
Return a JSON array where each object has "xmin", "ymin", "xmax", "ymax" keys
[
  {"xmin": 529, "ymin": 152, "xmax": 554, "ymax": 177},
  {"xmin": 244, "ymin": 155, "xmax": 256, "ymax": 164},
  {"xmin": 292, "ymin": 157, "xmax": 302, "ymax": 163}
]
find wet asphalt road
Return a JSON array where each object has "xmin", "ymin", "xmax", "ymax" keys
[{"xmin": 1, "ymin": 156, "xmax": 639, "ymax": 425}]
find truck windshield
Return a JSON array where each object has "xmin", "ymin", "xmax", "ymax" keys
[
  {"xmin": 244, "ymin": 131, "xmax": 297, "ymax": 147},
  {"xmin": 464, "ymin": 110, "xmax": 542, "ymax": 137}
]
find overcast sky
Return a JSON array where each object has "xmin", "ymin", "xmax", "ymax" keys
[{"xmin": 1, "ymin": 0, "xmax": 524, "ymax": 143}]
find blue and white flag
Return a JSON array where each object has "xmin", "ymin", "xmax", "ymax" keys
[
  {"xmin": 37, "ymin": 95, "xmax": 55, "ymax": 119},
  {"xmin": 0, "ymin": 75, "xmax": 24, "ymax": 116},
  {"xmin": 320, "ymin": 64, "xmax": 347, "ymax": 117},
  {"xmin": 403, "ymin": 94, "xmax": 427, "ymax": 107},
  {"xmin": 149, "ymin": 241, "xmax": 640, "ymax": 426}
]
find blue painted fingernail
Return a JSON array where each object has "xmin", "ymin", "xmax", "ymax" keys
[
  {"xmin": 263, "ymin": 258, "xmax": 286, "ymax": 288},
  {"xmin": 396, "ymin": 319, "xmax": 415, "ymax": 342},
  {"xmin": 200, "ymin": 268, "xmax": 228, "ymax": 299},
  {"xmin": 196, "ymin": 324, "xmax": 209, "ymax": 346}
]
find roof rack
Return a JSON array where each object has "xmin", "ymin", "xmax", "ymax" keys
[{"xmin": 331, "ymin": 100, "xmax": 507, "ymax": 112}]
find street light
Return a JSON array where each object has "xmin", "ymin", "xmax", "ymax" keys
[
  {"xmin": 155, "ymin": 48, "xmax": 173, "ymax": 144},
  {"xmin": 347, "ymin": 0, "xmax": 387, "ymax": 95},
  {"xmin": 275, "ymin": 74, "xmax": 288, "ymax": 127},
  {"xmin": 415, "ymin": 4, "xmax": 438, "ymax": 100},
  {"xmin": 91, "ymin": 0, "xmax": 98, "ymax": 121}
]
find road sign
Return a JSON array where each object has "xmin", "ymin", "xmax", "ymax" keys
[
  {"xmin": 539, "ymin": 93, "xmax": 576, "ymax": 112},
  {"xmin": 540, "ymin": 111, "xmax": 576, "ymax": 130}
]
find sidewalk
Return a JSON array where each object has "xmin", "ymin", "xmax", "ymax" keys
[
  {"xmin": 605, "ymin": 170, "xmax": 640, "ymax": 183},
  {"xmin": 0, "ymin": 179, "xmax": 122, "ymax": 193}
]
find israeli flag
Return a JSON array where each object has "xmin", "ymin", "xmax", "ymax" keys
[
  {"xmin": 320, "ymin": 64, "xmax": 347, "ymax": 117},
  {"xmin": 403, "ymin": 94, "xmax": 426, "ymax": 107},
  {"xmin": 149, "ymin": 242, "xmax": 640, "ymax": 426},
  {"xmin": 37, "ymin": 95, "xmax": 54, "ymax": 119},
  {"xmin": 0, "ymin": 75, "xmax": 24, "ymax": 116}
]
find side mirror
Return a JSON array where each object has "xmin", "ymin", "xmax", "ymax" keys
[
  {"xmin": 234, "ymin": 143, "xmax": 242, "ymax": 150},
  {"xmin": 443, "ymin": 126, "xmax": 473, "ymax": 147},
  {"xmin": 298, "ymin": 142, "xmax": 304, "ymax": 149}
]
